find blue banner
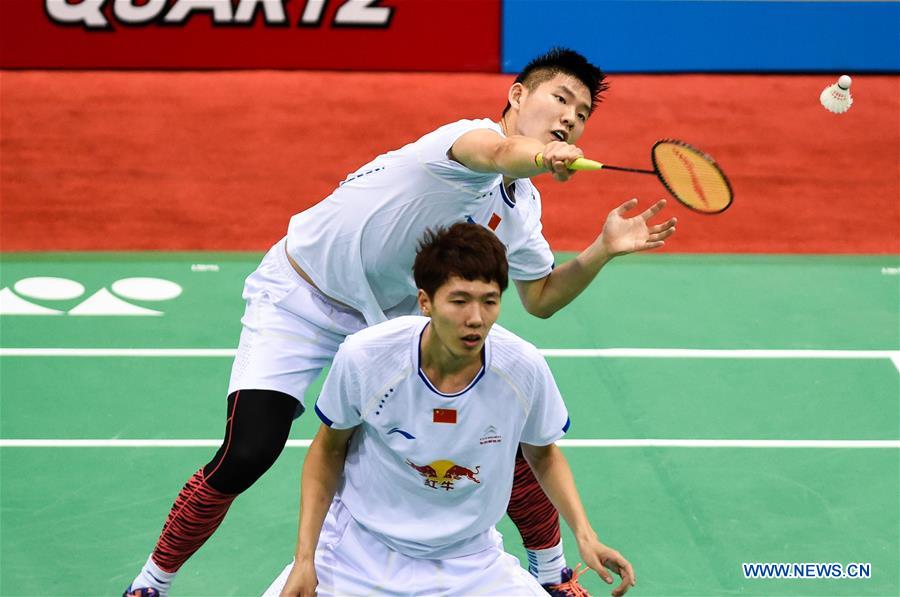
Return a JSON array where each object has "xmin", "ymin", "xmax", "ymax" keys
[{"xmin": 502, "ymin": 1, "xmax": 900, "ymax": 73}]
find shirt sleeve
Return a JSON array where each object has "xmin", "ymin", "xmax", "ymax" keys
[
  {"xmin": 507, "ymin": 218, "xmax": 555, "ymax": 281},
  {"xmin": 506, "ymin": 185, "xmax": 555, "ymax": 281},
  {"xmin": 313, "ymin": 342, "xmax": 363, "ymax": 430},
  {"xmin": 520, "ymin": 353, "xmax": 570, "ymax": 446},
  {"xmin": 415, "ymin": 119, "xmax": 503, "ymax": 194}
]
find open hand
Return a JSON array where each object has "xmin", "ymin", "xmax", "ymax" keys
[{"xmin": 599, "ymin": 198, "xmax": 676, "ymax": 256}]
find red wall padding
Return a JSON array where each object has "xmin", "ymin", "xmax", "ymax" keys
[{"xmin": 1, "ymin": 71, "xmax": 897, "ymax": 253}]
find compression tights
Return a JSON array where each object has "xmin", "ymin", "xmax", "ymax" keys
[{"xmin": 151, "ymin": 389, "xmax": 297, "ymax": 572}]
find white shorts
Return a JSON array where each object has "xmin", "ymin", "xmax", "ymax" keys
[
  {"xmin": 227, "ymin": 237, "xmax": 368, "ymax": 415},
  {"xmin": 263, "ymin": 500, "xmax": 545, "ymax": 597}
]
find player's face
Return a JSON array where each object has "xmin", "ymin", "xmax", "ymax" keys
[
  {"xmin": 421, "ymin": 276, "xmax": 501, "ymax": 359},
  {"xmin": 513, "ymin": 73, "xmax": 592, "ymax": 145}
]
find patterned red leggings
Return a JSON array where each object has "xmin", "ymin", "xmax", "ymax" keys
[
  {"xmin": 151, "ymin": 389, "xmax": 296, "ymax": 572},
  {"xmin": 150, "ymin": 392, "xmax": 561, "ymax": 572},
  {"xmin": 507, "ymin": 446, "xmax": 561, "ymax": 549}
]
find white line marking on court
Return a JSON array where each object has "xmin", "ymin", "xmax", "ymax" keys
[
  {"xmin": 1, "ymin": 439, "xmax": 898, "ymax": 449},
  {"xmin": 1, "ymin": 348, "xmax": 899, "ymax": 360},
  {"xmin": 0, "ymin": 348, "xmax": 237, "ymax": 357},
  {"xmin": 557, "ymin": 439, "xmax": 900, "ymax": 449},
  {"xmin": 539, "ymin": 349, "xmax": 900, "ymax": 359}
]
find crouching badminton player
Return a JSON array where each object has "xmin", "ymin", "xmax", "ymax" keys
[{"xmin": 265, "ymin": 223, "xmax": 636, "ymax": 597}]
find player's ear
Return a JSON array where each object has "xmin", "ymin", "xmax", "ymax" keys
[
  {"xmin": 417, "ymin": 289, "xmax": 432, "ymax": 317},
  {"xmin": 508, "ymin": 82, "xmax": 525, "ymax": 110}
]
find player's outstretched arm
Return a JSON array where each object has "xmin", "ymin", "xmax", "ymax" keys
[
  {"xmin": 514, "ymin": 198, "xmax": 676, "ymax": 318},
  {"xmin": 521, "ymin": 443, "xmax": 637, "ymax": 597},
  {"xmin": 449, "ymin": 129, "xmax": 584, "ymax": 182},
  {"xmin": 280, "ymin": 424, "xmax": 355, "ymax": 597}
]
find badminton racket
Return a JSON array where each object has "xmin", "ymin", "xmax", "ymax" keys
[{"xmin": 537, "ymin": 139, "xmax": 733, "ymax": 214}]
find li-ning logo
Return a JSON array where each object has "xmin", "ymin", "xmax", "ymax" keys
[
  {"xmin": 479, "ymin": 425, "xmax": 502, "ymax": 445},
  {"xmin": 0, "ymin": 277, "xmax": 182, "ymax": 316},
  {"xmin": 45, "ymin": 0, "xmax": 394, "ymax": 31},
  {"xmin": 387, "ymin": 427, "xmax": 415, "ymax": 440}
]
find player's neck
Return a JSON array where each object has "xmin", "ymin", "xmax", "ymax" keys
[
  {"xmin": 419, "ymin": 324, "xmax": 484, "ymax": 394},
  {"xmin": 499, "ymin": 113, "xmax": 517, "ymax": 138},
  {"xmin": 499, "ymin": 115, "xmax": 522, "ymax": 188}
]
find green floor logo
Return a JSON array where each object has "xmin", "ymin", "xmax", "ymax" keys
[{"xmin": 0, "ymin": 277, "xmax": 182, "ymax": 316}]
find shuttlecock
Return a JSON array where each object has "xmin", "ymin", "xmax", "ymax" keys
[{"xmin": 820, "ymin": 75, "xmax": 853, "ymax": 114}]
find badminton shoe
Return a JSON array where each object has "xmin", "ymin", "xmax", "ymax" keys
[{"xmin": 542, "ymin": 564, "xmax": 590, "ymax": 596}]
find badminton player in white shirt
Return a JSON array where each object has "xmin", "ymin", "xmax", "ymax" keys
[
  {"xmin": 126, "ymin": 48, "xmax": 672, "ymax": 597},
  {"xmin": 266, "ymin": 223, "xmax": 636, "ymax": 597}
]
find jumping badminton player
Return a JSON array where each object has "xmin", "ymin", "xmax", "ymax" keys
[
  {"xmin": 125, "ymin": 47, "xmax": 674, "ymax": 597},
  {"xmin": 265, "ymin": 223, "xmax": 636, "ymax": 597}
]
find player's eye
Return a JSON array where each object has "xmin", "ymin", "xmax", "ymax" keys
[
  {"xmin": 577, "ymin": 113, "xmax": 586, "ymax": 122},
  {"xmin": 555, "ymin": 94, "xmax": 565, "ymax": 104}
]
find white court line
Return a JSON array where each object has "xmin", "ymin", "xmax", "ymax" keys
[
  {"xmin": 540, "ymin": 349, "xmax": 900, "ymax": 360},
  {"xmin": 1, "ymin": 348, "xmax": 898, "ymax": 359},
  {"xmin": 0, "ymin": 348, "xmax": 237, "ymax": 357},
  {"xmin": 1, "ymin": 439, "xmax": 898, "ymax": 449}
]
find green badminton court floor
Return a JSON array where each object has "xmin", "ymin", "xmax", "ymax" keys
[{"xmin": 1, "ymin": 252, "xmax": 898, "ymax": 596}]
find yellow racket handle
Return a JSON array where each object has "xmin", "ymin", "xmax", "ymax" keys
[
  {"xmin": 535, "ymin": 153, "xmax": 604, "ymax": 171},
  {"xmin": 570, "ymin": 157, "xmax": 604, "ymax": 171}
]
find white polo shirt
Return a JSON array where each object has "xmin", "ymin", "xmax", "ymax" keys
[
  {"xmin": 286, "ymin": 119, "xmax": 555, "ymax": 325},
  {"xmin": 314, "ymin": 316, "xmax": 570, "ymax": 559}
]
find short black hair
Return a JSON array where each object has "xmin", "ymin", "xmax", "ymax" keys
[
  {"xmin": 502, "ymin": 47, "xmax": 608, "ymax": 116},
  {"xmin": 413, "ymin": 223, "xmax": 508, "ymax": 298}
]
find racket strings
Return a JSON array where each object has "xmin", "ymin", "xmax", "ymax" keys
[{"xmin": 652, "ymin": 141, "xmax": 732, "ymax": 214}]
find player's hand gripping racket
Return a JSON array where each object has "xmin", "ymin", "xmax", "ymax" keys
[{"xmin": 538, "ymin": 139, "xmax": 734, "ymax": 214}]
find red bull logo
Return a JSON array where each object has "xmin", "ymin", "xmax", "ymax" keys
[{"xmin": 406, "ymin": 459, "xmax": 480, "ymax": 491}]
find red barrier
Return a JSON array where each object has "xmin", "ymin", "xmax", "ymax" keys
[
  {"xmin": 2, "ymin": 72, "xmax": 898, "ymax": 254},
  {"xmin": 0, "ymin": 0, "xmax": 500, "ymax": 71}
]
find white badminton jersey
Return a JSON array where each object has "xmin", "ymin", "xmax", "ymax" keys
[
  {"xmin": 286, "ymin": 119, "xmax": 555, "ymax": 325},
  {"xmin": 314, "ymin": 316, "xmax": 570, "ymax": 559}
]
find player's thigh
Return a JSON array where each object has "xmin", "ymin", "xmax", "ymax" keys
[
  {"xmin": 314, "ymin": 514, "xmax": 544, "ymax": 596},
  {"xmin": 263, "ymin": 500, "xmax": 359, "ymax": 596},
  {"xmin": 228, "ymin": 293, "xmax": 362, "ymax": 406},
  {"xmin": 443, "ymin": 545, "xmax": 546, "ymax": 596},
  {"xmin": 230, "ymin": 239, "xmax": 367, "ymax": 404}
]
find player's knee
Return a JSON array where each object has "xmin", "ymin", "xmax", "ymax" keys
[
  {"xmin": 203, "ymin": 390, "xmax": 296, "ymax": 494},
  {"xmin": 206, "ymin": 437, "xmax": 286, "ymax": 493},
  {"xmin": 230, "ymin": 436, "xmax": 286, "ymax": 472}
]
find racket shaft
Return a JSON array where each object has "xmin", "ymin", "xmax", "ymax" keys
[{"xmin": 601, "ymin": 164, "xmax": 657, "ymax": 175}]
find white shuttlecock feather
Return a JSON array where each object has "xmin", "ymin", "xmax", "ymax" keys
[{"xmin": 820, "ymin": 75, "xmax": 853, "ymax": 114}]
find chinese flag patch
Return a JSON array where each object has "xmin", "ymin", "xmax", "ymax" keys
[
  {"xmin": 488, "ymin": 213, "xmax": 502, "ymax": 231},
  {"xmin": 433, "ymin": 408, "xmax": 457, "ymax": 424}
]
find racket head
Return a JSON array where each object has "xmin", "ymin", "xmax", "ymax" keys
[{"xmin": 651, "ymin": 140, "xmax": 733, "ymax": 214}]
